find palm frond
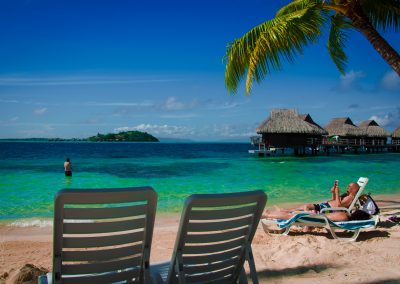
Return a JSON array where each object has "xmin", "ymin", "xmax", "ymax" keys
[
  {"xmin": 327, "ymin": 14, "xmax": 351, "ymax": 74},
  {"xmin": 276, "ymin": 0, "xmax": 324, "ymax": 17},
  {"xmin": 361, "ymin": 0, "xmax": 400, "ymax": 31},
  {"xmin": 224, "ymin": 7, "xmax": 324, "ymax": 95}
]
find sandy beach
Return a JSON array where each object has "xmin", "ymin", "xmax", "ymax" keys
[{"xmin": 1, "ymin": 194, "xmax": 400, "ymax": 284}]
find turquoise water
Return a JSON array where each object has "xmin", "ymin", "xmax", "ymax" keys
[{"xmin": 0, "ymin": 142, "xmax": 399, "ymax": 222}]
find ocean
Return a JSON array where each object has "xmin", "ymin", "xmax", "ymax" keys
[{"xmin": 0, "ymin": 142, "xmax": 399, "ymax": 224}]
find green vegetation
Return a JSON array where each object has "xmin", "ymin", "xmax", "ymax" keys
[
  {"xmin": 87, "ymin": 131, "xmax": 159, "ymax": 142},
  {"xmin": 224, "ymin": 0, "xmax": 400, "ymax": 95}
]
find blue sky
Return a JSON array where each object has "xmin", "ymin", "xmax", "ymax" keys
[{"xmin": 0, "ymin": 0, "xmax": 399, "ymax": 141}]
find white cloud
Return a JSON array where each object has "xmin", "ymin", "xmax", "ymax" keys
[
  {"xmin": 163, "ymin": 97, "xmax": 198, "ymax": 111},
  {"xmin": 17, "ymin": 124, "xmax": 55, "ymax": 137},
  {"xmin": 34, "ymin": 107, "xmax": 47, "ymax": 115},
  {"xmin": 380, "ymin": 71, "xmax": 400, "ymax": 91},
  {"xmin": 10, "ymin": 116, "xmax": 19, "ymax": 122},
  {"xmin": 337, "ymin": 70, "xmax": 366, "ymax": 90},
  {"xmin": 0, "ymin": 76, "xmax": 177, "ymax": 86},
  {"xmin": 208, "ymin": 124, "xmax": 256, "ymax": 138},
  {"xmin": 0, "ymin": 99, "xmax": 19, "ymax": 103},
  {"xmin": 369, "ymin": 114, "xmax": 393, "ymax": 126},
  {"xmin": 114, "ymin": 123, "xmax": 257, "ymax": 140},
  {"xmin": 114, "ymin": 124, "xmax": 195, "ymax": 137},
  {"xmin": 86, "ymin": 101, "xmax": 154, "ymax": 107}
]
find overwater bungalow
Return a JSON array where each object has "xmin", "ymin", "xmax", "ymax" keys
[
  {"xmin": 255, "ymin": 109, "xmax": 327, "ymax": 155},
  {"xmin": 324, "ymin": 117, "xmax": 364, "ymax": 153},
  {"xmin": 358, "ymin": 120, "xmax": 390, "ymax": 151},
  {"xmin": 392, "ymin": 127, "xmax": 400, "ymax": 151}
]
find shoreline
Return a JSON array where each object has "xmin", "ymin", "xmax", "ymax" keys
[
  {"xmin": 1, "ymin": 193, "xmax": 399, "ymax": 227},
  {"xmin": 1, "ymin": 194, "xmax": 400, "ymax": 283}
]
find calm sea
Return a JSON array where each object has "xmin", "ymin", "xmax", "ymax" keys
[{"xmin": 0, "ymin": 142, "xmax": 399, "ymax": 223}]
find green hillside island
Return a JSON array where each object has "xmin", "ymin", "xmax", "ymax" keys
[{"xmin": 87, "ymin": 131, "xmax": 159, "ymax": 142}]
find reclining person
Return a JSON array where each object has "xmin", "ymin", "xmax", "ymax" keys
[
  {"xmin": 262, "ymin": 181, "xmax": 360, "ymax": 217},
  {"xmin": 263, "ymin": 207, "xmax": 371, "ymax": 222},
  {"xmin": 304, "ymin": 181, "xmax": 360, "ymax": 213}
]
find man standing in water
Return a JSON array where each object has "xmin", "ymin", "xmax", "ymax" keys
[{"xmin": 64, "ymin": 158, "xmax": 72, "ymax": 176}]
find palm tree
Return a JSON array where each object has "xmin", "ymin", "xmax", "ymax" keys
[{"xmin": 224, "ymin": 0, "xmax": 400, "ymax": 95}]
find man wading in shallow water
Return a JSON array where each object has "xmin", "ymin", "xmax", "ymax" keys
[{"xmin": 64, "ymin": 158, "xmax": 72, "ymax": 177}]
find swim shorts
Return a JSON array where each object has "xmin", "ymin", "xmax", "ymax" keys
[
  {"xmin": 65, "ymin": 171, "xmax": 72, "ymax": 177},
  {"xmin": 313, "ymin": 202, "xmax": 330, "ymax": 213}
]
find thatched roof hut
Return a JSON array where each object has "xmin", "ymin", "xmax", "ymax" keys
[
  {"xmin": 257, "ymin": 109, "xmax": 327, "ymax": 135},
  {"xmin": 256, "ymin": 109, "xmax": 327, "ymax": 149},
  {"xmin": 324, "ymin": 117, "xmax": 364, "ymax": 137},
  {"xmin": 393, "ymin": 127, "xmax": 400, "ymax": 138},
  {"xmin": 359, "ymin": 120, "xmax": 390, "ymax": 137}
]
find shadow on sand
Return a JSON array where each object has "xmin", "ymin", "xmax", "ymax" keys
[
  {"xmin": 257, "ymin": 264, "xmax": 339, "ymax": 279},
  {"xmin": 282, "ymin": 229, "xmax": 390, "ymax": 241}
]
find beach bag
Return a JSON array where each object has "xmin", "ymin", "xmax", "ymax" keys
[{"xmin": 359, "ymin": 194, "xmax": 380, "ymax": 215}]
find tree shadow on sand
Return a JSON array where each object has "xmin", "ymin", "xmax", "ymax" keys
[
  {"xmin": 361, "ymin": 279, "xmax": 400, "ymax": 284},
  {"xmin": 257, "ymin": 264, "xmax": 339, "ymax": 279},
  {"xmin": 283, "ymin": 229, "xmax": 390, "ymax": 241}
]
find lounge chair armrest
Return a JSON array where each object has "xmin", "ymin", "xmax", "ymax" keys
[{"xmin": 321, "ymin": 207, "xmax": 349, "ymax": 213}]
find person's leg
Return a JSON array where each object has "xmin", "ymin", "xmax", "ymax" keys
[{"xmin": 262, "ymin": 209, "xmax": 292, "ymax": 220}]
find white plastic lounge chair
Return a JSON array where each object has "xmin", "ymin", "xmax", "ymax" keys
[
  {"xmin": 320, "ymin": 177, "xmax": 369, "ymax": 214},
  {"xmin": 39, "ymin": 186, "xmax": 157, "ymax": 284},
  {"xmin": 262, "ymin": 212, "xmax": 379, "ymax": 242},
  {"xmin": 151, "ymin": 190, "xmax": 267, "ymax": 284},
  {"xmin": 261, "ymin": 177, "xmax": 378, "ymax": 241}
]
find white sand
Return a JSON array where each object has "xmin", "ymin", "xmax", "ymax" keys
[{"xmin": 1, "ymin": 195, "xmax": 400, "ymax": 284}]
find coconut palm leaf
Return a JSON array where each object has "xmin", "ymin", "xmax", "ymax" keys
[
  {"xmin": 225, "ymin": 8, "xmax": 324, "ymax": 94},
  {"xmin": 224, "ymin": 0, "xmax": 400, "ymax": 95},
  {"xmin": 361, "ymin": 0, "xmax": 400, "ymax": 31},
  {"xmin": 327, "ymin": 14, "xmax": 352, "ymax": 74},
  {"xmin": 276, "ymin": 0, "xmax": 322, "ymax": 17}
]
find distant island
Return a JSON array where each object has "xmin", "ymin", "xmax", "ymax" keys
[
  {"xmin": 87, "ymin": 131, "xmax": 159, "ymax": 142},
  {"xmin": 0, "ymin": 131, "xmax": 159, "ymax": 142}
]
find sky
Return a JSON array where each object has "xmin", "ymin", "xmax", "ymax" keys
[{"xmin": 0, "ymin": 0, "xmax": 399, "ymax": 141}]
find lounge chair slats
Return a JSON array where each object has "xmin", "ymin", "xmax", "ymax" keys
[
  {"xmin": 189, "ymin": 204, "xmax": 257, "ymax": 220},
  {"xmin": 182, "ymin": 247, "xmax": 241, "ymax": 265},
  {"xmin": 183, "ymin": 238, "xmax": 245, "ymax": 254},
  {"xmin": 63, "ymin": 231, "xmax": 145, "ymax": 248},
  {"xmin": 61, "ymin": 268, "xmax": 140, "ymax": 284},
  {"xmin": 63, "ymin": 204, "xmax": 147, "ymax": 219},
  {"xmin": 185, "ymin": 227, "xmax": 249, "ymax": 243},
  {"xmin": 185, "ymin": 192, "xmax": 262, "ymax": 207},
  {"xmin": 187, "ymin": 216, "xmax": 252, "ymax": 232},
  {"xmin": 185, "ymin": 266, "xmax": 234, "ymax": 283},
  {"xmin": 62, "ymin": 243, "xmax": 143, "ymax": 261},
  {"xmin": 154, "ymin": 190, "xmax": 266, "ymax": 283},
  {"xmin": 43, "ymin": 186, "xmax": 157, "ymax": 284},
  {"xmin": 57, "ymin": 189, "xmax": 152, "ymax": 204},
  {"xmin": 183, "ymin": 257, "xmax": 238, "ymax": 274},
  {"xmin": 62, "ymin": 255, "xmax": 142, "ymax": 275},
  {"xmin": 63, "ymin": 218, "xmax": 146, "ymax": 234}
]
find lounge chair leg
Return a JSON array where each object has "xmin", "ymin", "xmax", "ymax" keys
[
  {"xmin": 330, "ymin": 227, "xmax": 361, "ymax": 242},
  {"xmin": 245, "ymin": 245, "xmax": 258, "ymax": 284},
  {"xmin": 261, "ymin": 220, "xmax": 291, "ymax": 236},
  {"xmin": 239, "ymin": 267, "xmax": 248, "ymax": 284}
]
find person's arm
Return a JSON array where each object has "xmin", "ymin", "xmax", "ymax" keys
[
  {"xmin": 330, "ymin": 186, "xmax": 336, "ymax": 200},
  {"xmin": 334, "ymin": 185, "xmax": 341, "ymax": 206},
  {"xmin": 338, "ymin": 195, "xmax": 354, "ymax": 208}
]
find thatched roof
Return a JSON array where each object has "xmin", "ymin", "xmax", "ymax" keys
[
  {"xmin": 358, "ymin": 120, "xmax": 390, "ymax": 137},
  {"xmin": 256, "ymin": 109, "xmax": 328, "ymax": 135},
  {"xmin": 393, "ymin": 127, "xmax": 400, "ymax": 138},
  {"xmin": 324, "ymin": 117, "xmax": 364, "ymax": 137}
]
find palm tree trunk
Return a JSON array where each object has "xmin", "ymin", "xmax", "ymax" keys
[{"xmin": 346, "ymin": 6, "xmax": 400, "ymax": 76}]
